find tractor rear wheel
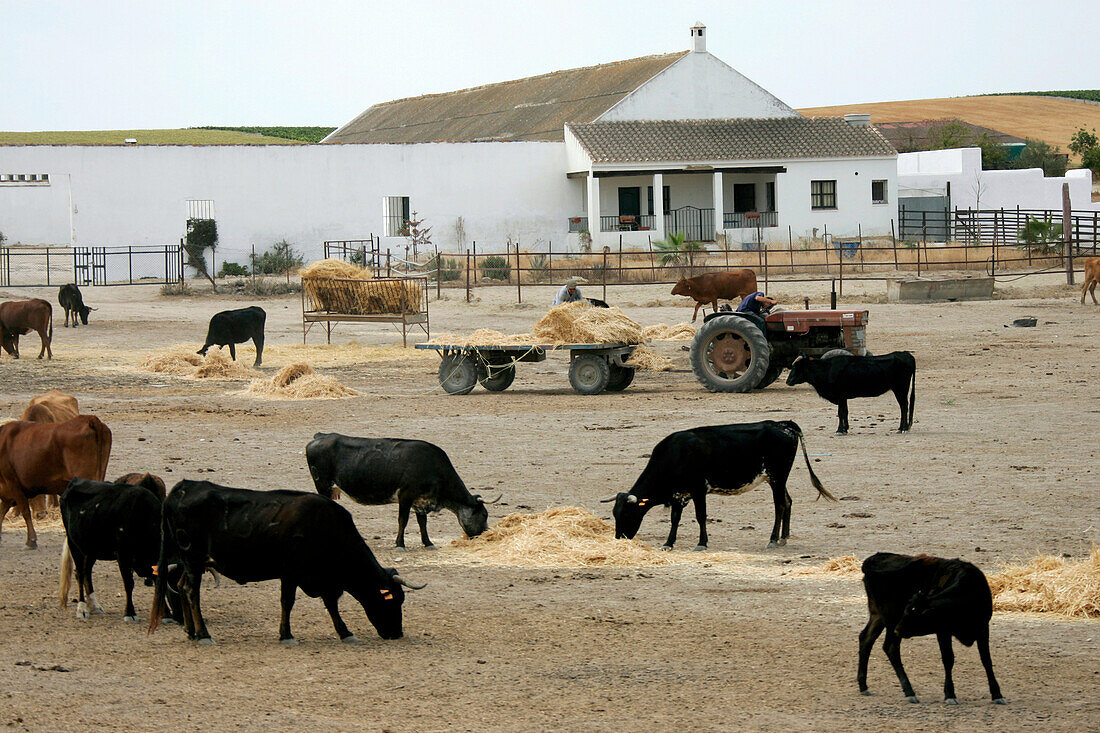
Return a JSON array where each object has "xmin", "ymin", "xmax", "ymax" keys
[{"xmin": 690, "ymin": 316, "xmax": 770, "ymax": 393}]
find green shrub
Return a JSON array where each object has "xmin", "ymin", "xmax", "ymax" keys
[
  {"xmin": 428, "ymin": 254, "xmax": 462, "ymax": 281},
  {"xmin": 480, "ymin": 255, "xmax": 511, "ymax": 281},
  {"xmin": 1017, "ymin": 218, "xmax": 1063, "ymax": 247},
  {"xmin": 528, "ymin": 254, "xmax": 550, "ymax": 282},
  {"xmin": 253, "ymin": 240, "xmax": 304, "ymax": 275},
  {"xmin": 218, "ymin": 261, "xmax": 249, "ymax": 277}
]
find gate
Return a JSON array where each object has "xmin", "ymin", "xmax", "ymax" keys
[{"xmin": 0, "ymin": 245, "xmax": 183, "ymax": 287}]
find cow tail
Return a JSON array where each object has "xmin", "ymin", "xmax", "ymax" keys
[
  {"xmin": 95, "ymin": 418, "xmax": 111, "ymax": 481},
  {"xmin": 59, "ymin": 539, "xmax": 73, "ymax": 609},
  {"xmin": 907, "ymin": 365, "xmax": 916, "ymax": 430},
  {"xmin": 147, "ymin": 508, "xmax": 173, "ymax": 635},
  {"xmin": 796, "ymin": 427, "xmax": 836, "ymax": 502}
]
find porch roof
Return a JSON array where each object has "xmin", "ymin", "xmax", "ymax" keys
[{"xmin": 567, "ymin": 118, "xmax": 897, "ymax": 163}]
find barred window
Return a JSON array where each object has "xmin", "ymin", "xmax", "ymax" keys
[
  {"xmin": 1, "ymin": 173, "xmax": 49, "ymax": 185},
  {"xmin": 872, "ymin": 180, "xmax": 888, "ymax": 204},
  {"xmin": 811, "ymin": 180, "xmax": 836, "ymax": 210}
]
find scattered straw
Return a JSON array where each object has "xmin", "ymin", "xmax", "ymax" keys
[
  {"xmin": 140, "ymin": 347, "xmax": 204, "ymax": 375},
  {"xmin": 624, "ymin": 345, "xmax": 673, "ymax": 371},
  {"xmin": 798, "ymin": 555, "xmax": 863, "ymax": 577},
  {"xmin": 643, "ymin": 323, "xmax": 696, "ymax": 341},
  {"xmin": 988, "ymin": 547, "xmax": 1100, "ymax": 618},
  {"xmin": 532, "ymin": 302, "xmax": 643, "ymax": 344},
  {"xmin": 190, "ymin": 352, "xmax": 262, "ymax": 380},
  {"xmin": 1, "ymin": 506, "xmax": 63, "ymax": 530},
  {"xmin": 139, "ymin": 347, "xmax": 260, "ymax": 380},
  {"xmin": 246, "ymin": 362, "xmax": 359, "ymax": 400}
]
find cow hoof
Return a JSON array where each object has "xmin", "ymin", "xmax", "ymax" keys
[
  {"xmin": 22, "ymin": 543, "xmax": 38, "ymax": 551},
  {"xmin": 196, "ymin": 637, "xmax": 216, "ymax": 646},
  {"xmin": 122, "ymin": 615, "xmax": 137, "ymax": 623},
  {"xmin": 692, "ymin": 545, "xmax": 707, "ymax": 552},
  {"xmin": 766, "ymin": 541, "xmax": 780, "ymax": 549},
  {"xmin": 76, "ymin": 604, "xmax": 89, "ymax": 620},
  {"xmin": 341, "ymin": 635, "xmax": 361, "ymax": 644},
  {"xmin": 659, "ymin": 545, "xmax": 673, "ymax": 552},
  {"xmin": 906, "ymin": 696, "xmax": 920, "ymax": 704},
  {"xmin": 280, "ymin": 638, "xmax": 299, "ymax": 646},
  {"xmin": 944, "ymin": 698, "xmax": 959, "ymax": 706},
  {"xmin": 423, "ymin": 544, "xmax": 438, "ymax": 551},
  {"xmin": 395, "ymin": 546, "xmax": 408, "ymax": 553},
  {"xmin": 860, "ymin": 689, "xmax": 872, "ymax": 696},
  {"xmin": 993, "ymin": 698, "xmax": 1007, "ymax": 705}
]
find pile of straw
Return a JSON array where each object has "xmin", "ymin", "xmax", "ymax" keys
[
  {"xmin": 987, "ymin": 548, "xmax": 1099, "ymax": 618},
  {"xmin": 139, "ymin": 348, "xmax": 260, "ymax": 380},
  {"xmin": 427, "ymin": 329, "xmax": 537, "ymax": 347},
  {"xmin": 643, "ymin": 323, "xmax": 696, "ymax": 341},
  {"xmin": 246, "ymin": 362, "xmax": 359, "ymax": 400},
  {"xmin": 802, "ymin": 555, "xmax": 863, "ymax": 576},
  {"xmin": 449, "ymin": 507, "xmax": 679, "ymax": 568},
  {"xmin": 532, "ymin": 302, "xmax": 643, "ymax": 345},
  {"xmin": 624, "ymin": 345, "xmax": 673, "ymax": 371},
  {"xmin": 301, "ymin": 258, "xmax": 422, "ymax": 315},
  {"xmin": 299, "ymin": 259, "xmax": 373, "ymax": 280},
  {"xmin": 191, "ymin": 352, "xmax": 262, "ymax": 380}
]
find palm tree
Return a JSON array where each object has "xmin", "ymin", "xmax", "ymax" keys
[{"xmin": 653, "ymin": 231, "xmax": 706, "ymax": 274}]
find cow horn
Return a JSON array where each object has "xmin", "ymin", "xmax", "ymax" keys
[
  {"xmin": 598, "ymin": 496, "xmax": 618, "ymax": 503},
  {"xmin": 479, "ymin": 493, "xmax": 503, "ymax": 505},
  {"xmin": 626, "ymin": 494, "xmax": 639, "ymax": 504},
  {"xmin": 392, "ymin": 575, "xmax": 426, "ymax": 590}
]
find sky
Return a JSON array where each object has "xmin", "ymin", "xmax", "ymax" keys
[{"xmin": 2, "ymin": 0, "xmax": 1097, "ymax": 131}]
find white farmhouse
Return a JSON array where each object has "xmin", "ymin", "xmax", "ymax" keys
[{"xmin": 0, "ymin": 24, "xmax": 897, "ymax": 256}]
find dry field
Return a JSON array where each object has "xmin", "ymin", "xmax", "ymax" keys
[
  {"xmin": 799, "ymin": 95, "xmax": 1100, "ymax": 161},
  {"xmin": 0, "ymin": 278, "xmax": 1097, "ymax": 732}
]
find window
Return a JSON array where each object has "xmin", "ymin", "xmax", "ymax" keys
[
  {"xmin": 383, "ymin": 196, "xmax": 410, "ymax": 237},
  {"xmin": 1, "ymin": 173, "xmax": 50, "ymax": 185},
  {"xmin": 766, "ymin": 182, "xmax": 776, "ymax": 212},
  {"xmin": 811, "ymin": 180, "xmax": 836, "ymax": 210},
  {"xmin": 872, "ymin": 179, "xmax": 888, "ymax": 204},
  {"xmin": 646, "ymin": 185, "xmax": 671, "ymax": 215}
]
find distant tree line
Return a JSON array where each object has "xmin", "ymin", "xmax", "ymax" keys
[{"xmin": 999, "ymin": 90, "xmax": 1100, "ymax": 103}]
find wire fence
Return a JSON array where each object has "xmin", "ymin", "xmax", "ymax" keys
[{"xmin": 0, "ymin": 245, "xmax": 184, "ymax": 288}]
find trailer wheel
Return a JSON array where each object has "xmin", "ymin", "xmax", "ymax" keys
[
  {"xmin": 569, "ymin": 354, "xmax": 610, "ymax": 395},
  {"xmin": 477, "ymin": 362, "xmax": 516, "ymax": 392},
  {"xmin": 690, "ymin": 316, "xmax": 770, "ymax": 393},
  {"xmin": 606, "ymin": 364, "xmax": 635, "ymax": 392},
  {"xmin": 439, "ymin": 354, "xmax": 477, "ymax": 395}
]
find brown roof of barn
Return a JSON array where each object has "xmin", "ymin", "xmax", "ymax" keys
[
  {"xmin": 567, "ymin": 118, "xmax": 898, "ymax": 163},
  {"xmin": 323, "ymin": 52, "xmax": 689, "ymax": 144}
]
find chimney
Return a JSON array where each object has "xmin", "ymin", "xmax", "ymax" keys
[
  {"xmin": 844, "ymin": 113, "xmax": 871, "ymax": 128},
  {"xmin": 690, "ymin": 22, "xmax": 706, "ymax": 53}
]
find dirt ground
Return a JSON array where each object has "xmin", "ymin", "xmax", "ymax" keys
[{"xmin": 0, "ymin": 275, "xmax": 1097, "ymax": 732}]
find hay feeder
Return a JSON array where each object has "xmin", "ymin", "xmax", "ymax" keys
[{"xmin": 301, "ymin": 275, "xmax": 430, "ymax": 347}]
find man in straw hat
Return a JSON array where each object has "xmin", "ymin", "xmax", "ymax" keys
[{"xmin": 552, "ymin": 277, "xmax": 588, "ymax": 306}]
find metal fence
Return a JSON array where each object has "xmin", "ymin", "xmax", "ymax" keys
[
  {"xmin": 0, "ymin": 245, "xmax": 183, "ymax": 287},
  {"xmin": 899, "ymin": 206, "xmax": 1100, "ymax": 255}
]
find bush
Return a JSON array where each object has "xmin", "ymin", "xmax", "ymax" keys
[
  {"xmin": 253, "ymin": 240, "xmax": 304, "ymax": 275},
  {"xmin": 160, "ymin": 281, "xmax": 192, "ymax": 296},
  {"xmin": 428, "ymin": 254, "xmax": 462, "ymax": 281},
  {"xmin": 528, "ymin": 254, "xmax": 550, "ymax": 283},
  {"xmin": 218, "ymin": 261, "xmax": 249, "ymax": 277},
  {"xmin": 480, "ymin": 255, "xmax": 511, "ymax": 281},
  {"xmin": 231, "ymin": 278, "xmax": 297, "ymax": 296},
  {"xmin": 1016, "ymin": 139, "xmax": 1067, "ymax": 177},
  {"xmin": 1082, "ymin": 147, "xmax": 1100, "ymax": 176}
]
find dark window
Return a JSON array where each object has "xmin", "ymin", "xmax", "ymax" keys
[
  {"xmin": 872, "ymin": 180, "xmax": 887, "ymax": 204},
  {"xmin": 733, "ymin": 183, "xmax": 756, "ymax": 213},
  {"xmin": 646, "ymin": 185, "xmax": 671, "ymax": 215},
  {"xmin": 617, "ymin": 186, "xmax": 641, "ymax": 217},
  {"xmin": 766, "ymin": 182, "xmax": 776, "ymax": 212},
  {"xmin": 811, "ymin": 180, "xmax": 837, "ymax": 210}
]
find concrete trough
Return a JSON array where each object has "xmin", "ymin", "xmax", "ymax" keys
[{"xmin": 887, "ymin": 275, "xmax": 995, "ymax": 303}]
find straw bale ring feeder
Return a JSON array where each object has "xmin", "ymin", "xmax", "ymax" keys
[{"xmin": 302, "ymin": 261, "xmax": 429, "ymax": 347}]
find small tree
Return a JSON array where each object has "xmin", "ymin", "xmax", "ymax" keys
[
  {"xmin": 974, "ymin": 132, "xmax": 1010, "ymax": 170},
  {"xmin": 404, "ymin": 211, "xmax": 432, "ymax": 259},
  {"xmin": 1069, "ymin": 126, "xmax": 1098, "ymax": 158},
  {"xmin": 185, "ymin": 218, "xmax": 218, "ymax": 291},
  {"xmin": 218, "ymin": 261, "xmax": 249, "ymax": 277},
  {"xmin": 252, "ymin": 240, "xmax": 303, "ymax": 276},
  {"xmin": 929, "ymin": 121, "xmax": 972, "ymax": 150},
  {"xmin": 653, "ymin": 231, "xmax": 705, "ymax": 274},
  {"xmin": 1082, "ymin": 147, "xmax": 1100, "ymax": 176},
  {"xmin": 1016, "ymin": 139, "xmax": 1067, "ymax": 176}
]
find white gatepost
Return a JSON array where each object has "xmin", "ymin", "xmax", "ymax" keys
[
  {"xmin": 586, "ymin": 173, "xmax": 601, "ymax": 247},
  {"xmin": 712, "ymin": 171, "xmax": 724, "ymax": 242},
  {"xmin": 653, "ymin": 172, "xmax": 665, "ymax": 242}
]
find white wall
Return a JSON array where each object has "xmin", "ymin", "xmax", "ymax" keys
[
  {"xmin": 898, "ymin": 147, "xmax": 1098, "ymax": 211},
  {"xmin": 0, "ymin": 142, "xmax": 575, "ymax": 260},
  {"xmin": 597, "ymin": 52, "xmax": 800, "ymax": 122}
]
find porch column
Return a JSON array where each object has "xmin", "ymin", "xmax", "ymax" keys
[
  {"xmin": 653, "ymin": 172, "xmax": 665, "ymax": 242},
  {"xmin": 586, "ymin": 172, "xmax": 600, "ymax": 244},
  {"xmin": 712, "ymin": 171, "xmax": 724, "ymax": 241}
]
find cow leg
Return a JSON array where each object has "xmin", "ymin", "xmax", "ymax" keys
[
  {"xmin": 120, "ymin": 563, "xmax": 137, "ymax": 621},
  {"xmin": 882, "ymin": 629, "xmax": 919, "ymax": 702},
  {"xmin": 1089, "ymin": 280, "xmax": 1098, "ymax": 305},
  {"xmin": 82, "ymin": 556, "xmax": 105, "ymax": 614},
  {"xmin": 415, "ymin": 510, "xmax": 434, "ymax": 549},
  {"xmin": 692, "ymin": 494, "xmax": 708, "ymax": 551},
  {"xmin": 893, "ymin": 384, "xmax": 910, "ymax": 432},
  {"xmin": 662, "ymin": 499, "xmax": 687, "ymax": 550},
  {"xmin": 395, "ymin": 501, "xmax": 412, "ymax": 550},
  {"xmin": 781, "ymin": 488, "xmax": 793, "ymax": 541},
  {"xmin": 228, "ymin": 342, "xmax": 237, "ymax": 362},
  {"xmin": 836, "ymin": 400, "xmax": 849, "ymax": 434},
  {"xmin": 37, "ymin": 328, "xmax": 50, "ymax": 359},
  {"xmin": 691, "ymin": 301, "xmax": 702, "ymax": 322},
  {"xmin": 857, "ymin": 615, "xmax": 885, "ymax": 694},
  {"xmin": 177, "ymin": 575, "xmax": 197, "ymax": 640},
  {"xmin": 252, "ymin": 333, "xmax": 264, "ymax": 367},
  {"xmin": 279, "ymin": 579, "xmax": 298, "ymax": 645},
  {"xmin": 323, "ymin": 594, "xmax": 358, "ymax": 643},
  {"xmin": 766, "ymin": 482, "xmax": 791, "ymax": 548},
  {"xmin": 72, "ymin": 547, "xmax": 90, "ymax": 619},
  {"xmin": 184, "ymin": 568, "xmax": 214, "ymax": 644},
  {"xmin": 977, "ymin": 627, "xmax": 1005, "ymax": 703},
  {"xmin": 936, "ymin": 632, "xmax": 958, "ymax": 704},
  {"xmin": 16, "ymin": 496, "xmax": 37, "ymax": 549}
]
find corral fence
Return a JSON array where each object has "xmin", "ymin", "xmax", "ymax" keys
[
  {"xmin": 323, "ymin": 236, "xmax": 387, "ymax": 274},
  {"xmin": 0, "ymin": 244, "xmax": 184, "ymax": 288},
  {"xmin": 899, "ymin": 206, "xmax": 1100, "ymax": 257}
]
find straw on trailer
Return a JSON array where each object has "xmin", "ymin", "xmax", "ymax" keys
[
  {"xmin": 532, "ymin": 302, "xmax": 643, "ymax": 345},
  {"xmin": 642, "ymin": 323, "xmax": 696, "ymax": 341},
  {"xmin": 624, "ymin": 345, "xmax": 673, "ymax": 371}
]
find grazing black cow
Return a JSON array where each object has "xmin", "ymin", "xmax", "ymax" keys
[
  {"xmin": 306, "ymin": 433, "xmax": 493, "ymax": 550},
  {"xmin": 602, "ymin": 421, "xmax": 835, "ymax": 550},
  {"xmin": 585, "ymin": 298, "xmax": 610, "ymax": 309},
  {"xmin": 59, "ymin": 477, "xmax": 164, "ymax": 621},
  {"xmin": 148, "ymin": 480, "xmax": 423, "ymax": 645},
  {"xmin": 197, "ymin": 306, "xmax": 265, "ymax": 366},
  {"xmin": 786, "ymin": 351, "xmax": 916, "ymax": 434},
  {"xmin": 858, "ymin": 552, "xmax": 1006, "ymax": 705},
  {"xmin": 58, "ymin": 283, "xmax": 94, "ymax": 327}
]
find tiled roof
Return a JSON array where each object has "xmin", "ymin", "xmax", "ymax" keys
[
  {"xmin": 567, "ymin": 118, "xmax": 898, "ymax": 162},
  {"xmin": 324, "ymin": 52, "xmax": 688, "ymax": 144}
]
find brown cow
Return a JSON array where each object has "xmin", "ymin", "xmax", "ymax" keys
[
  {"xmin": 20, "ymin": 391, "xmax": 80, "ymax": 516},
  {"xmin": 0, "ymin": 415, "xmax": 112, "ymax": 549},
  {"xmin": 115, "ymin": 472, "xmax": 168, "ymax": 501},
  {"xmin": 0, "ymin": 298, "xmax": 54, "ymax": 359},
  {"xmin": 670, "ymin": 269, "xmax": 759, "ymax": 321},
  {"xmin": 1082, "ymin": 257, "xmax": 1100, "ymax": 305}
]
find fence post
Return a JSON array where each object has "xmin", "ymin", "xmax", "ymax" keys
[
  {"xmin": 1063, "ymin": 183, "xmax": 1074, "ymax": 285},
  {"xmin": 601, "ymin": 247, "xmax": 608, "ymax": 301},
  {"xmin": 823, "ymin": 224, "xmax": 829, "ymax": 275},
  {"xmin": 916, "ymin": 234, "xmax": 921, "ymax": 277},
  {"xmin": 788, "ymin": 224, "xmax": 794, "ymax": 274},
  {"xmin": 472, "ymin": 242, "xmax": 477, "ymax": 283},
  {"xmin": 618, "ymin": 234, "xmax": 623, "ymax": 281},
  {"xmin": 46, "ymin": 248, "xmax": 50, "ymax": 286},
  {"xmin": 435, "ymin": 246, "xmax": 441, "ymax": 299},
  {"xmin": 762, "ymin": 241, "xmax": 769, "ymax": 294},
  {"xmin": 465, "ymin": 249, "xmax": 471, "ymax": 303},
  {"xmin": 548, "ymin": 240, "xmax": 553, "ymax": 283},
  {"xmin": 251, "ymin": 245, "xmax": 256, "ymax": 286},
  {"xmin": 648, "ymin": 235, "xmax": 655, "ymax": 283},
  {"xmin": 128, "ymin": 246, "xmax": 133, "ymax": 284},
  {"xmin": 837, "ymin": 239, "xmax": 843, "ymax": 296},
  {"xmin": 516, "ymin": 243, "xmax": 522, "ymax": 303},
  {"xmin": 857, "ymin": 223, "xmax": 864, "ymax": 273}
]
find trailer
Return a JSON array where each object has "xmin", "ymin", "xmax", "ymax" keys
[{"xmin": 415, "ymin": 342, "xmax": 638, "ymax": 395}]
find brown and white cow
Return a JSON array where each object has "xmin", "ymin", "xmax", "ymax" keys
[
  {"xmin": 670, "ymin": 269, "xmax": 759, "ymax": 321},
  {"xmin": 0, "ymin": 415, "xmax": 112, "ymax": 549},
  {"xmin": 1082, "ymin": 257, "xmax": 1099, "ymax": 305},
  {"xmin": 0, "ymin": 298, "xmax": 54, "ymax": 359}
]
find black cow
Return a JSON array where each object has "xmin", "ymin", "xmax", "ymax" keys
[
  {"xmin": 197, "ymin": 306, "xmax": 265, "ymax": 366},
  {"xmin": 59, "ymin": 477, "xmax": 164, "ymax": 621},
  {"xmin": 148, "ymin": 480, "xmax": 423, "ymax": 645},
  {"xmin": 585, "ymin": 298, "xmax": 610, "ymax": 309},
  {"xmin": 603, "ymin": 421, "xmax": 835, "ymax": 550},
  {"xmin": 306, "ymin": 433, "xmax": 493, "ymax": 550},
  {"xmin": 859, "ymin": 552, "xmax": 1006, "ymax": 705},
  {"xmin": 58, "ymin": 283, "xmax": 94, "ymax": 327},
  {"xmin": 786, "ymin": 351, "xmax": 916, "ymax": 434}
]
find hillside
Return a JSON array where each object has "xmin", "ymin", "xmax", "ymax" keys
[
  {"xmin": 0, "ymin": 128, "xmax": 306, "ymax": 145},
  {"xmin": 797, "ymin": 95, "xmax": 1100, "ymax": 161}
]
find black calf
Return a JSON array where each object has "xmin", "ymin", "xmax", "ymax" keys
[
  {"xmin": 786, "ymin": 351, "xmax": 916, "ymax": 434},
  {"xmin": 197, "ymin": 306, "xmax": 266, "ymax": 366}
]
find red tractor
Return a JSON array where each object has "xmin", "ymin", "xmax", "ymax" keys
[{"xmin": 689, "ymin": 308, "xmax": 870, "ymax": 392}]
